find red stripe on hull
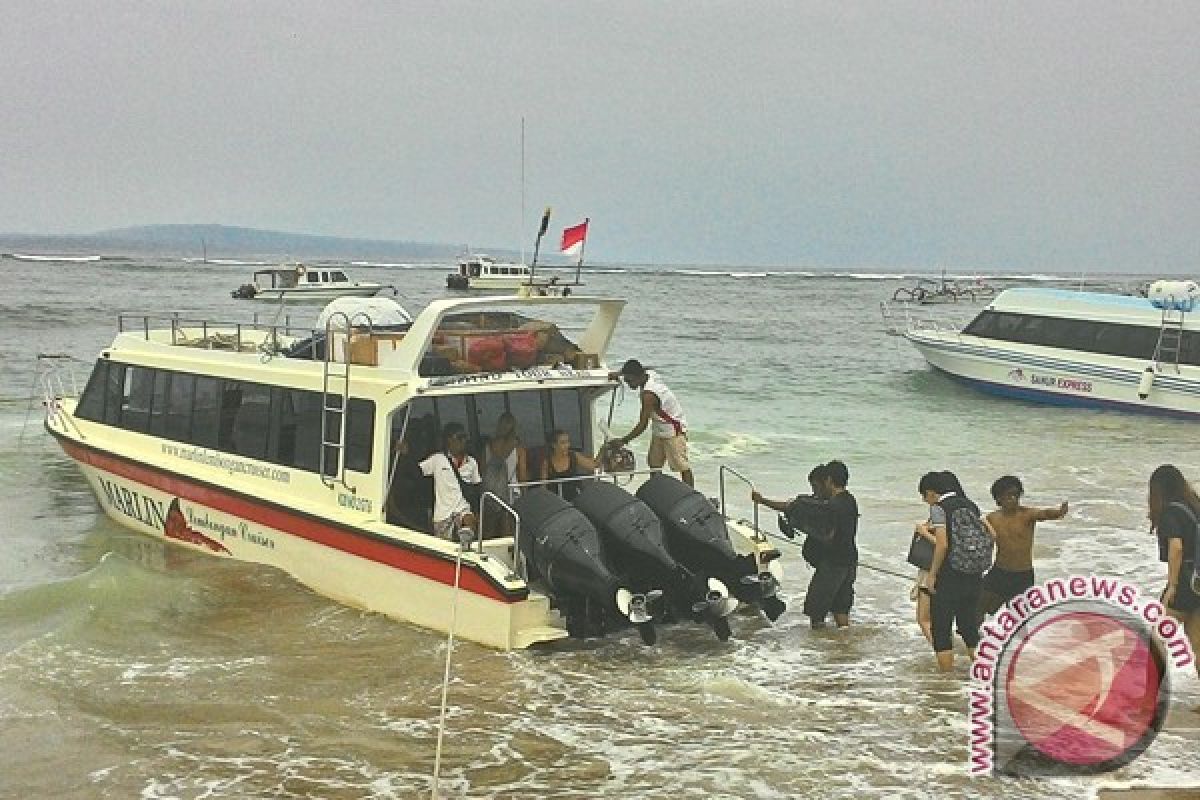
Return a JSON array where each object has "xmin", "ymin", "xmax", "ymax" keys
[{"xmin": 54, "ymin": 434, "xmax": 523, "ymax": 603}]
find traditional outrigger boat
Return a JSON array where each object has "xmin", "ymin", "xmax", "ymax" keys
[{"xmin": 41, "ymin": 293, "xmax": 784, "ymax": 648}]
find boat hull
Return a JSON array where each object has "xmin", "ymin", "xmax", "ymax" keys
[
  {"xmin": 446, "ymin": 276, "xmax": 557, "ymax": 291},
  {"xmin": 49, "ymin": 428, "xmax": 567, "ymax": 650},
  {"xmin": 909, "ymin": 332, "xmax": 1200, "ymax": 419},
  {"xmin": 251, "ymin": 286, "xmax": 386, "ymax": 302}
]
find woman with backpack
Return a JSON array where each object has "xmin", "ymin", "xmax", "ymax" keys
[
  {"xmin": 1148, "ymin": 464, "xmax": 1200, "ymax": 682},
  {"xmin": 926, "ymin": 470, "xmax": 996, "ymax": 672}
]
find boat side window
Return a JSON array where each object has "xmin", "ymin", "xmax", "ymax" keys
[
  {"xmin": 344, "ymin": 398, "xmax": 375, "ymax": 473},
  {"xmin": 228, "ymin": 382, "xmax": 273, "ymax": 460},
  {"xmin": 119, "ymin": 366, "xmax": 155, "ymax": 433},
  {"xmin": 191, "ymin": 376, "xmax": 222, "ymax": 448},
  {"xmin": 101, "ymin": 363, "xmax": 126, "ymax": 426},
  {"xmin": 1012, "ymin": 316, "xmax": 1047, "ymax": 346},
  {"xmin": 147, "ymin": 369, "xmax": 172, "ymax": 437},
  {"xmin": 331, "ymin": 271, "xmax": 348, "ymax": 283},
  {"xmin": 1182, "ymin": 330, "xmax": 1200, "ymax": 367},
  {"xmin": 306, "ymin": 272, "xmax": 320, "ymax": 284},
  {"xmin": 164, "ymin": 372, "xmax": 195, "ymax": 441},
  {"xmin": 74, "ymin": 359, "xmax": 110, "ymax": 423},
  {"xmin": 965, "ymin": 311, "xmax": 1024, "ymax": 340},
  {"xmin": 278, "ymin": 389, "xmax": 323, "ymax": 471},
  {"xmin": 215, "ymin": 382, "xmax": 245, "ymax": 452},
  {"xmin": 966, "ymin": 311, "xmax": 1199, "ymax": 365}
]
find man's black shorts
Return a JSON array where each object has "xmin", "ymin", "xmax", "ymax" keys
[
  {"xmin": 803, "ymin": 561, "xmax": 856, "ymax": 620},
  {"xmin": 982, "ymin": 566, "xmax": 1035, "ymax": 603}
]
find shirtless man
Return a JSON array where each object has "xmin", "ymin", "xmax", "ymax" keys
[{"xmin": 980, "ymin": 475, "xmax": 1068, "ymax": 615}]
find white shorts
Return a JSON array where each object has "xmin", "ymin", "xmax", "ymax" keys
[
  {"xmin": 433, "ymin": 511, "xmax": 470, "ymax": 540},
  {"xmin": 648, "ymin": 434, "xmax": 690, "ymax": 472}
]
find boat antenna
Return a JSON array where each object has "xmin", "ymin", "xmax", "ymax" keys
[
  {"xmin": 431, "ymin": 527, "xmax": 473, "ymax": 799},
  {"xmin": 520, "ymin": 117, "xmax": 526, "ymax": 267}
]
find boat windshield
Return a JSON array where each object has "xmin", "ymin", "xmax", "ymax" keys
[{"xmin": 419, "ymin": 304, "xmax": 597, "ymax": 377}]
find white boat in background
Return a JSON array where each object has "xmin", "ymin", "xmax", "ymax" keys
[
  {"xmin": 446, "ymin": 254, "xmax": 561, "ymax": 291},
  {"xmin": 232, "ymin": 264, "xmax": 394, "ymax": 301},
  {"xmin": 882, "ymin": 280, "xmax": 1200, "ymax": 418}
]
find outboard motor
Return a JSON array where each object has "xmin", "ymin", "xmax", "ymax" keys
[
  {"xmin": 514, "ymin": 488, "xmax": 658, "ymax": 644},
  {"xmin": 636, "ymin": 473, "xmax": 786, "ymax": 622},
  {"xmin": 572, "ymin": 481, "xmax": 737, "ymax": 641}
]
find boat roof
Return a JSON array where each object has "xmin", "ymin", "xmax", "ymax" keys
[
  {"xmin": 987, "ymin": 287, "xmax": 1196, "ymax": 328},
  {"xmin": 253, "ymin": 265, "xmax": 346, "ymax": 276},
  {"xmin": 106, "ymin": 293, "xmax": 626, "ymax": 391}
]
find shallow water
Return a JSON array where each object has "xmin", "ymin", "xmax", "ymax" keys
[{"xmin": 0, "ymin": 257, "xmax": 1195, "ymax": 798}]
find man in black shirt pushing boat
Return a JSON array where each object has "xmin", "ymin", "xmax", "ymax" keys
[{"xmin": 754, "ymin": 460, "xmax": 859, "ymax": 628}]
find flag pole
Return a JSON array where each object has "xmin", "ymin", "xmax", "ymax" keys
[
  {"xmin": 519, "ymin": 117, "xmax": 526, "ymax": 267},
  {"xmin": 574, "ymin": 217, "xmax": 589, "ymax": 285}
]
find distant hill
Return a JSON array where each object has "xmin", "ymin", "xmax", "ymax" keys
[{"xmin": 0, "ymin": 223, "xmax": 525, "ymax": 262}]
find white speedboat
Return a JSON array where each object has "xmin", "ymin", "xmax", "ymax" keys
[
  {"xmin": 232, "ymin": 264, "xmax": 393, "ymax": 301},
  {"xmin": 41, "ymin": 293, "xmax": 782, "ymax": 649},
  {"xmin": 446, "ymin": 254, "xmax": 561, "ymax": 291},
  {"xmin": 883, "ymin": 281, "xmax": 1200, "ymax": 417}
]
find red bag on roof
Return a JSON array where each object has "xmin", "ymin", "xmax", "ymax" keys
[
  {"xmin": 467, "ymin": 335, "xmax": 507, "ymax": 372},
  {"xmin": 505, "ymin": 332, "xmax": 538, "ymax": 368}
]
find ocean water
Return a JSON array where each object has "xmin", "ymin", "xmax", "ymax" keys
[{"xmin": 0, "ymin": 256, "xmax": 1195, "ymax": 798}]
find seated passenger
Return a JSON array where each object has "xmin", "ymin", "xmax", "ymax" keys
[
  {"xmin": 541, "ymin": 429, "xmax": 598, "ymax": 503},
  {"xmin": 481, "ymin": 413, "xmax": 529, "ymax": 536},
  {"xmin": 396, "ymin": 422, "xmax": 481, "ymax": 541},
  {"xmin": 386, "ymin": 431, "xmax": 432, "ymax": 531}
]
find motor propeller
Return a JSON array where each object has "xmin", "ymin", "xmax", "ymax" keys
[
  {"xmin": 616, "ymin": 588, "xmax": 663, "ymax": 645},
  {"xmin": 690, "ymin": 577, "xmax": 739, "ymax": 618}
]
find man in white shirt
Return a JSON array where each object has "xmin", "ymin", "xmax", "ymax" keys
[
  {"xmin": 401, "ymin": 422, "xmax": 481, "ymax": 540},
  {"xmin": 611, "ymin": 359, "xmax": 693, "ymax": 487}
]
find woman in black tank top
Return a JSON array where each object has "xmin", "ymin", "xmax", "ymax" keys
[{"xmin": 541, "ymin": 429, "xmax": 598, "ymax": 502}]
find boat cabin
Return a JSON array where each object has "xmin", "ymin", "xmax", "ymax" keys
[{"xmin": 68, "ymin": 295, "xmax": 623, "ymax": 546}]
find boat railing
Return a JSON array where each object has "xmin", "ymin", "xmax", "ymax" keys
[
  {"xmin": 478, "ymin": 492, "xmax": 525, "ymax": 581},
  {"xmin": 879, "ymin": 301, "xmax": 970, "ymax": 338},
  {"xmin": 718, "ymin": 465, "xmax": 764, "ymax": 544},
  {"xmin": 116, "ymin": 312, "xmax": 339, "ymax": 359},
  {"xmin": 31, "ymin": 353, "xmax": 88, "ymax": 442}
]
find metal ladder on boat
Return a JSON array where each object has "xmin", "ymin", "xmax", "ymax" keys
[
  {"xmin": 320, "ymin": 311, "xmax": 373, "ymax": 490},
  {"xmin": 1152, "ymin": 306, "xmax": 1186, "ymax": 374}
]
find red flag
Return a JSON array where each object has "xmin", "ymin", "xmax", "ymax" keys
[{"xmin": 560, "ymin": 219, "xmax": 589, "ymax": 256}]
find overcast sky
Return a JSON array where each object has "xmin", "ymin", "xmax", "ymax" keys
[{"xmin": 3, "ymin": 2, "xmax": 1197, "ymax": 270}]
